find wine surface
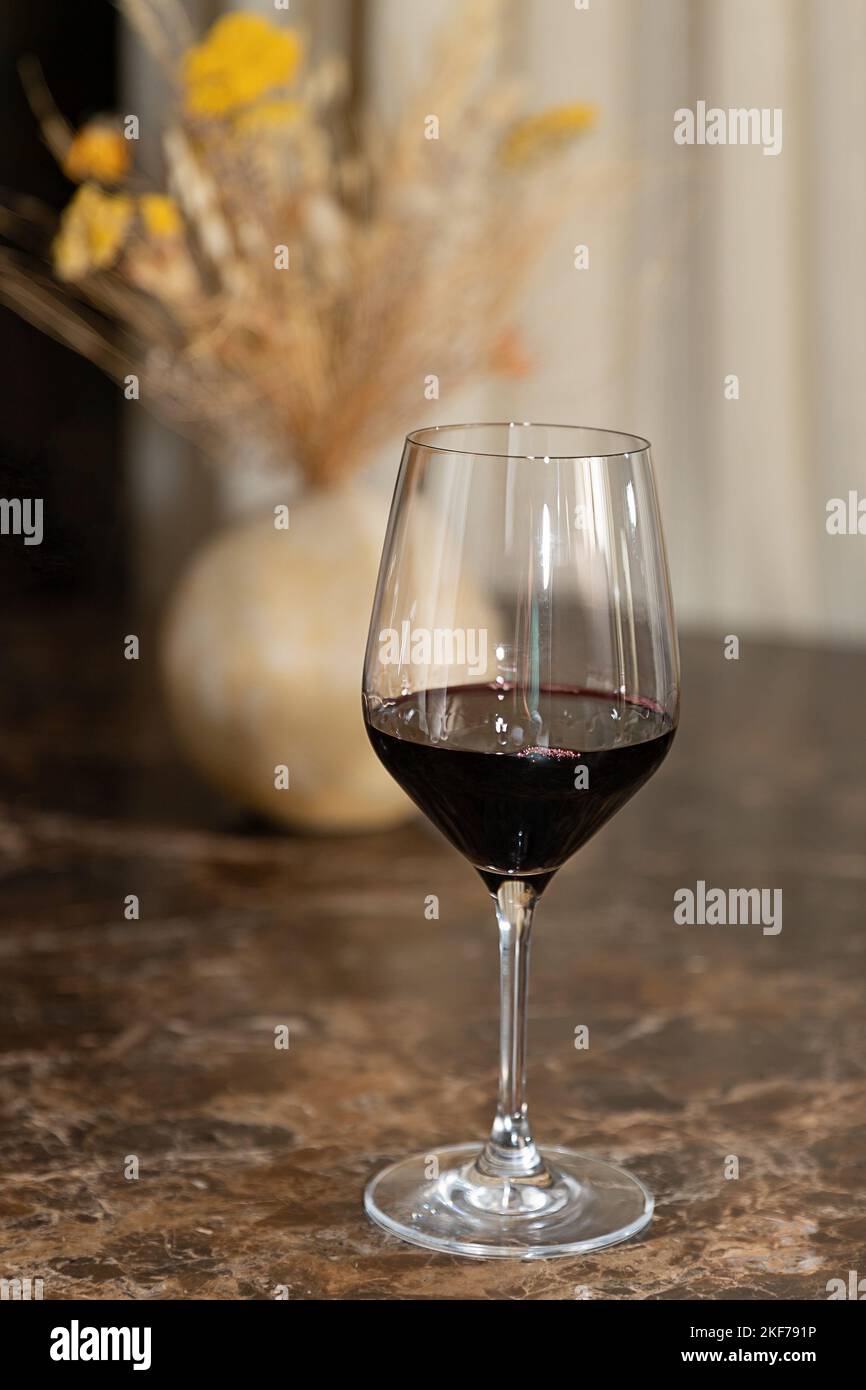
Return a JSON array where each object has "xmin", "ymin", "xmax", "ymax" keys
[{"xmin": 364, "ymin": 683, "xmax": 675, "ymax": 893}]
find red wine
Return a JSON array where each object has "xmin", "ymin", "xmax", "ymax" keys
[{"xmin": 364, "ymin": 684, "xmax": 674, "ymax": 894}]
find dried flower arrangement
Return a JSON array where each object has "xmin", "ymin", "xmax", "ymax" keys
[{"xmin": 0, "ymin": 0, "xmax": 595, "ymax": 490}]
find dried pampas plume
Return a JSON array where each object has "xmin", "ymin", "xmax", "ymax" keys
[{"xmin": 0, "ymin": 0, "xmax": 596, "ymax": 489}]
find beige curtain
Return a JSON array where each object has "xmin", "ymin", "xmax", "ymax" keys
[{"xmin": 365, "ymin": 0, "xmax": 866, "ymax": 645}]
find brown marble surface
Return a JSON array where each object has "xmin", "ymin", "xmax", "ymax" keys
[{"xmin": 1, "ymin": 610, "xmax": 865, "ymax": 1299}]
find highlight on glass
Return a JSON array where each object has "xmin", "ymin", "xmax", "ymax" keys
[{"xmin": 362, "ymin": 423, "xmax": 680, "ymax": 1258}]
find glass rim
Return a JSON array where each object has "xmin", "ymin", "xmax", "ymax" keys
[{"xmin": 404, "ymin": 421, "xmax": 652, "ymax": 462}]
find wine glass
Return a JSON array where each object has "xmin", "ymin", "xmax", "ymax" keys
[{"xmin": 361, "ymin": 423, "xmax": 680, "ymax": 1258}]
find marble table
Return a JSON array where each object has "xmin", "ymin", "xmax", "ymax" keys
[{"xmin": 1, "ymin": 617, "xmax": 864, "ymax": 1299}]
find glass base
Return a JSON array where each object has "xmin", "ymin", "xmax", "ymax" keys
[{"xmin": 364, "ymin": 1143, "xmax": 653, "ymax": 1260}]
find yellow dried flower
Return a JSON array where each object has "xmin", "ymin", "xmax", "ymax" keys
[
  {"xmin": 53, "ymin": 184, "xmax": 134, "ymax": 280},
  {"xmin": 501, "ymin": 102, "xmax": 597, "ymax": 167},
  {"xmin": 233, "ymin": 98, "xmax": 302, "ymax": 136},
  {"xmin": 63, "ymin": 120, "xmax": 131, "ymax": 185},
  {"xmin": 140, "ymin": 193, "xmax": 183, "ymax": 240},
  {"xmin": 182, "ymin": 14, "xmax": 303, "ymax": 118}
]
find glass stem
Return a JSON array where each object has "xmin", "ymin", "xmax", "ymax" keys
[{"xmin": 476, "ymin": 880, "xmax": 549, "ymax": 1183}]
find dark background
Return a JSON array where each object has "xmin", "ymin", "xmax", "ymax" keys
[{"xmin": 0, "ymin": 0, "xmax": 123, "ymax": 600}]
